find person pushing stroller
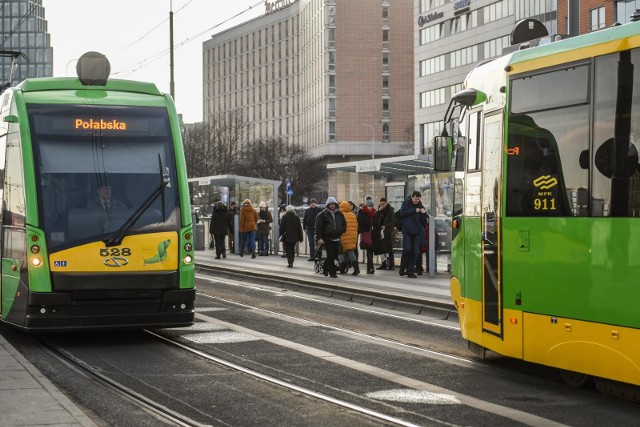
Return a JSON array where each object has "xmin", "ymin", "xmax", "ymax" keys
[{"xmin": 314, "ymin": 197, "xmax": 346, "ymax": 278}]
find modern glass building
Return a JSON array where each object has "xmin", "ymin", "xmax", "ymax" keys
[{"xmin": 0, "ymin": 0, "xmax": 53, "ymax": 89}]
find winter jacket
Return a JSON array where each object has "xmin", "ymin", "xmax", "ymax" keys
[
  {"xmin": 239, "ymin": 203, "xmax": 259, "ymax": 233},
  {"xmin": 400, "ymin": 195, "xmax": 428, "ymax": 236},
  {"xmin": 357, "ymin": 206, "xmax": 376, "ymax": 233},
  {"xmin": 314, "ymin": 207, "xmax": 347, "ymax": 242},
  {"xmin": 373, "ymin": 203, "xmax": 395, "ymax": 238},
  {"xmin": 339, "ymin": 201, "xmax": 358, "ymax": 251},
  {"xmin": 257, "ymin": 209, "xmax": 273, "ymax": 236},
  {"xmin": 303, "ymin": 205, "xmax": 322, "ymax": 231},
  {"xmin": 279, "ymin": 211, "xmax": 303, "ymax": 243},
  {"xmin": 209, "ymin": 205, "xmax": 230, "ymax": 236}
]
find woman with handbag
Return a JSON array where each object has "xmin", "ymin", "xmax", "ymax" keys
[{"xmin": 357, "ymin": 195, "xmax": 376, "ymax": 274}]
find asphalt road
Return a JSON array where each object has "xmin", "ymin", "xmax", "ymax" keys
[{"xmin": 4, "ymin": 272, "xmax": 640, "ymax": 426}]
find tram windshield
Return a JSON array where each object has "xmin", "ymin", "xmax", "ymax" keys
[{"xmin": 28, "ymin": 104, "xmax": 181, "ymax": 251}]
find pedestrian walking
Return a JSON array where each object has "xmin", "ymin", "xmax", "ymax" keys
[
  {"xmin": 399, "ymin": 191, "xmax": 428, "ymax": 278},
  {"xmin": 239, "ymin": 198, "xmax": 258, "ymax": 258},
  {"xmin": 279, "ymin": 205, "xmax": 304, "ymax": 268},
  {"xmin": 339, "ymin": 201, "xmax": 359, "ymax": 275},
  {"xmin": 257, "ymin": 201, "xmax": 273, "ymax": 256},
  {"xmin": 357, "ymin": 195, "xmax": 376, "ymax": 274},
  {"xmin": 303, "ymin": 198, "xmax": 322, "ymax": 261},
  {"xmin": 209, "ymin": 201, "xmax": 230, "ymax": 259},
  {"xmin": 314, "ymin": 197, "xmax": 346, "ymax": 278}
]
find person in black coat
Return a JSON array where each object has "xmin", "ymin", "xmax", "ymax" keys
[
  {"xmin": 303, "ymin": 198, "xmax": 322, "ymax": 261},
  {"xmin": 399, "ymin": 191, "xmax": 428, "ymax": 278},
  {"xmin": 314, "ymin": 197, "xmax": 346, "ymax": 278},
  {"xmin": 279, "ymin": 205, "xmax": 304, "ymax": 268},
  {"xmin": 209, "ymin": 201, "xmax": 231, "ymax": 259}
]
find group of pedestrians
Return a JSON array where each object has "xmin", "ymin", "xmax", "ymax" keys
[
  {"xmin": 309, "ymin": 191, "xmax": 429, "ymax": 279},
  {"xmin": 208, "ymin": 191, "xmax": 430, "ymax": 279}
]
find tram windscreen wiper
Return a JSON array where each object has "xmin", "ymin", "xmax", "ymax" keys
[{"xmin": 104, "ymin": 155, "xmax": 169, "ymax": 247}]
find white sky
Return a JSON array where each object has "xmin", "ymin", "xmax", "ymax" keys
[{"xmin": 43, "ymin": 0, "xmax": 263, "ymax": 123}]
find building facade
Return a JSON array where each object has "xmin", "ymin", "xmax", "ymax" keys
[
  {"xmin": 0, "ymin": 0, "xmax": 53, "ymax": 88},
  {"xmin": 203, "ymin": 0, "xmax": 414, "ymax": 202}
]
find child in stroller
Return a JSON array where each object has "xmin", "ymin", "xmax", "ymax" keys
[{"xmin": 313, "ymin": 243, "xmax": 348, "ymax": 275}]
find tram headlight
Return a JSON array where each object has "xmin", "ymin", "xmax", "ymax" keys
[
  {"xmin": 31, "ymin": 245, "xmax": 40, "ymax": 254},
  {"xmin": 31, "ymin": 257, "xmax": 42, "ymax": 267},
  {"xmin": 184, "ymin": 243, "xmax": 193, "ymax": 252},
  {"xmin": 183, "ymin": 255, "xmax": 193, "ymax": 264}
]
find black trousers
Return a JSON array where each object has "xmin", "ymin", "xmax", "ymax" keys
[
  {"xmin": 323, "ymin": 240, "xmax": 341, "ymax": 276},
  {"xmin": 284, "ymin": 241, "xmax": 296, "ymax": 265}
]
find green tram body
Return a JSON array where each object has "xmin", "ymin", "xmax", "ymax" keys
[
  {"xmin": 0, "ymin": 71, "xmax": 195, "ymax": 331},
  {"xmin": 445, "ymin": 22, "xmax": 640, "ymax": 386}
]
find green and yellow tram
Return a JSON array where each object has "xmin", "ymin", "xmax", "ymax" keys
[
  {"xmin": 437, "ymin": 20, "xmax": 640, "ymax": 388},
  {"xmin": 0, "ymin": 52, "xmax": 195, "ymax": 331}
]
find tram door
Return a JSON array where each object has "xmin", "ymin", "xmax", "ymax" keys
[{"xmin": 481, "ymin": 114, "xmax": 503, "ymax": 336}]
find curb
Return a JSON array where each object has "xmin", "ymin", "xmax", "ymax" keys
[{"xmin": 195, "ymin": 263, "xmax": 457, "ymax": 319}]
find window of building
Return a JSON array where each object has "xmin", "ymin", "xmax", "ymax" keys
[
  {"xmin": 382, "ymin": 122, "xmax": 390, "ymax": 142},
  {"xmin": 383, "ymin": 99, "xmax": 390, "ymax": 118},
  {"xmin": 483, "ymin": 36, "xmax": 509, "ymax": 59},
  {"xmin": 617, "ymin": 0, "xmax": 640, "ymax": 24},
  {"xmin": 420, "ymin": 88, "xmax": 446, "ymax": 109},
  {"xmin": 419, "ymin": 0, "xmax": 445, "ymax": 13},
  {"xmin": 590, "ymin": 7, "xmax": 606, "ymax": 31},
  {"xmin": 419, "ymin": 55, "xmax": 445, "ymax": 76},
  {"xmin": 420, "ymin": 23, "xmax": 444, "ymax": 45}
]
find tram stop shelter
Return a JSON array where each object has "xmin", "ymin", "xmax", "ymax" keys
[
  {"xmin": 188, "ymin": 175, "xmax": 282, "ymax": 253},
  {"xmin": 327, "ymin": 154, "xmax": 443, "ymax": 278}
]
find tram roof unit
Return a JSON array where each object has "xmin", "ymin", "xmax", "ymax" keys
[
  {"xmin": 507, "ymin": 20, "xmax": 640, "ymax": 74},
  {"xmin": 16, "ymin": 77, "xmax": 163, "ymax": 97},
  {"xmin": 460, "ymin": 21, "xmax": 640, "ymax": 114}
]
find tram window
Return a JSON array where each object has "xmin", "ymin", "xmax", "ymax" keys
[
  {"xmin": 592, "ymin": 48, "xmax": 640, "ymax": 217},
  {"xmin": 506, "ymin": 106, "xmax": 589, "ymax": 217},
  {"xmin": 467, "ymin": 112, "xmax": 480, "ymax": 171},
  {"xmin": 511, "ymin": 64, "xmax": 589, "ymax": 114}
]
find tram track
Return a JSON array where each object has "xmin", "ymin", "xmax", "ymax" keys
[
  {"xmin": 35, "ymin": 330, "xmax": 426, "ymax": 427},
  {"xmin": 35, "ymin": 334, "xmax": 206, "ymax": 427}
]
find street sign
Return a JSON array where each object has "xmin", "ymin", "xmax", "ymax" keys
[{"xmin": 287, "ymin": 189, "xmax": 293, "ymax": 196}]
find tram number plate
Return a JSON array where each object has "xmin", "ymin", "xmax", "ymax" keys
[{"xmin": 100, "ymin": 248, "xmax": 132, "ymax": 257}]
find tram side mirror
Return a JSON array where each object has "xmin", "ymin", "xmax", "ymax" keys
[
  {"xmin": 434, "ymin": 136, "xmax": 453, "ymax": 171},
  {"xmin": 455, "ymin": 147, "xmax": 465, "ymax": 172},
  {"xmin": 3, "ymin": 114, "xmax": 18, "ymax": 123}
]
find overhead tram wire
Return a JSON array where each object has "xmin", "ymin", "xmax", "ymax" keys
[
  {"xmin": 113, "ymin": 0, "xmax": 263, "ymax": 78},
  {"xmin": 124, "ymin": 0, "xmax": 194, "ymax": 50}
]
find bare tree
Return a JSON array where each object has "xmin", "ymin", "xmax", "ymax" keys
[
  {"xmin": 401, "ymin": 122, "xmax": 416, "ymax": 155},
  {"xmin": 235, "ymin": 137, "xmax": 325, "ymax": 205},
  {"xmin": 182, "ymin": 111, "xmax": 246, "ymax": 177}
]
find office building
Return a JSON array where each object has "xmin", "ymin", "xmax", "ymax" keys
[
  {"xmin": 203, "ymin": 0, "xmax": 414, "ymax": 201},
  {"xmin": 0, "ymin": 0, "xmax": 53, "ymax": 88}
]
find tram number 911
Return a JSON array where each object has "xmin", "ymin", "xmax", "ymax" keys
[{"xmin": 533, "ymin": 197, "xmax": 556, "ymax": 211}]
